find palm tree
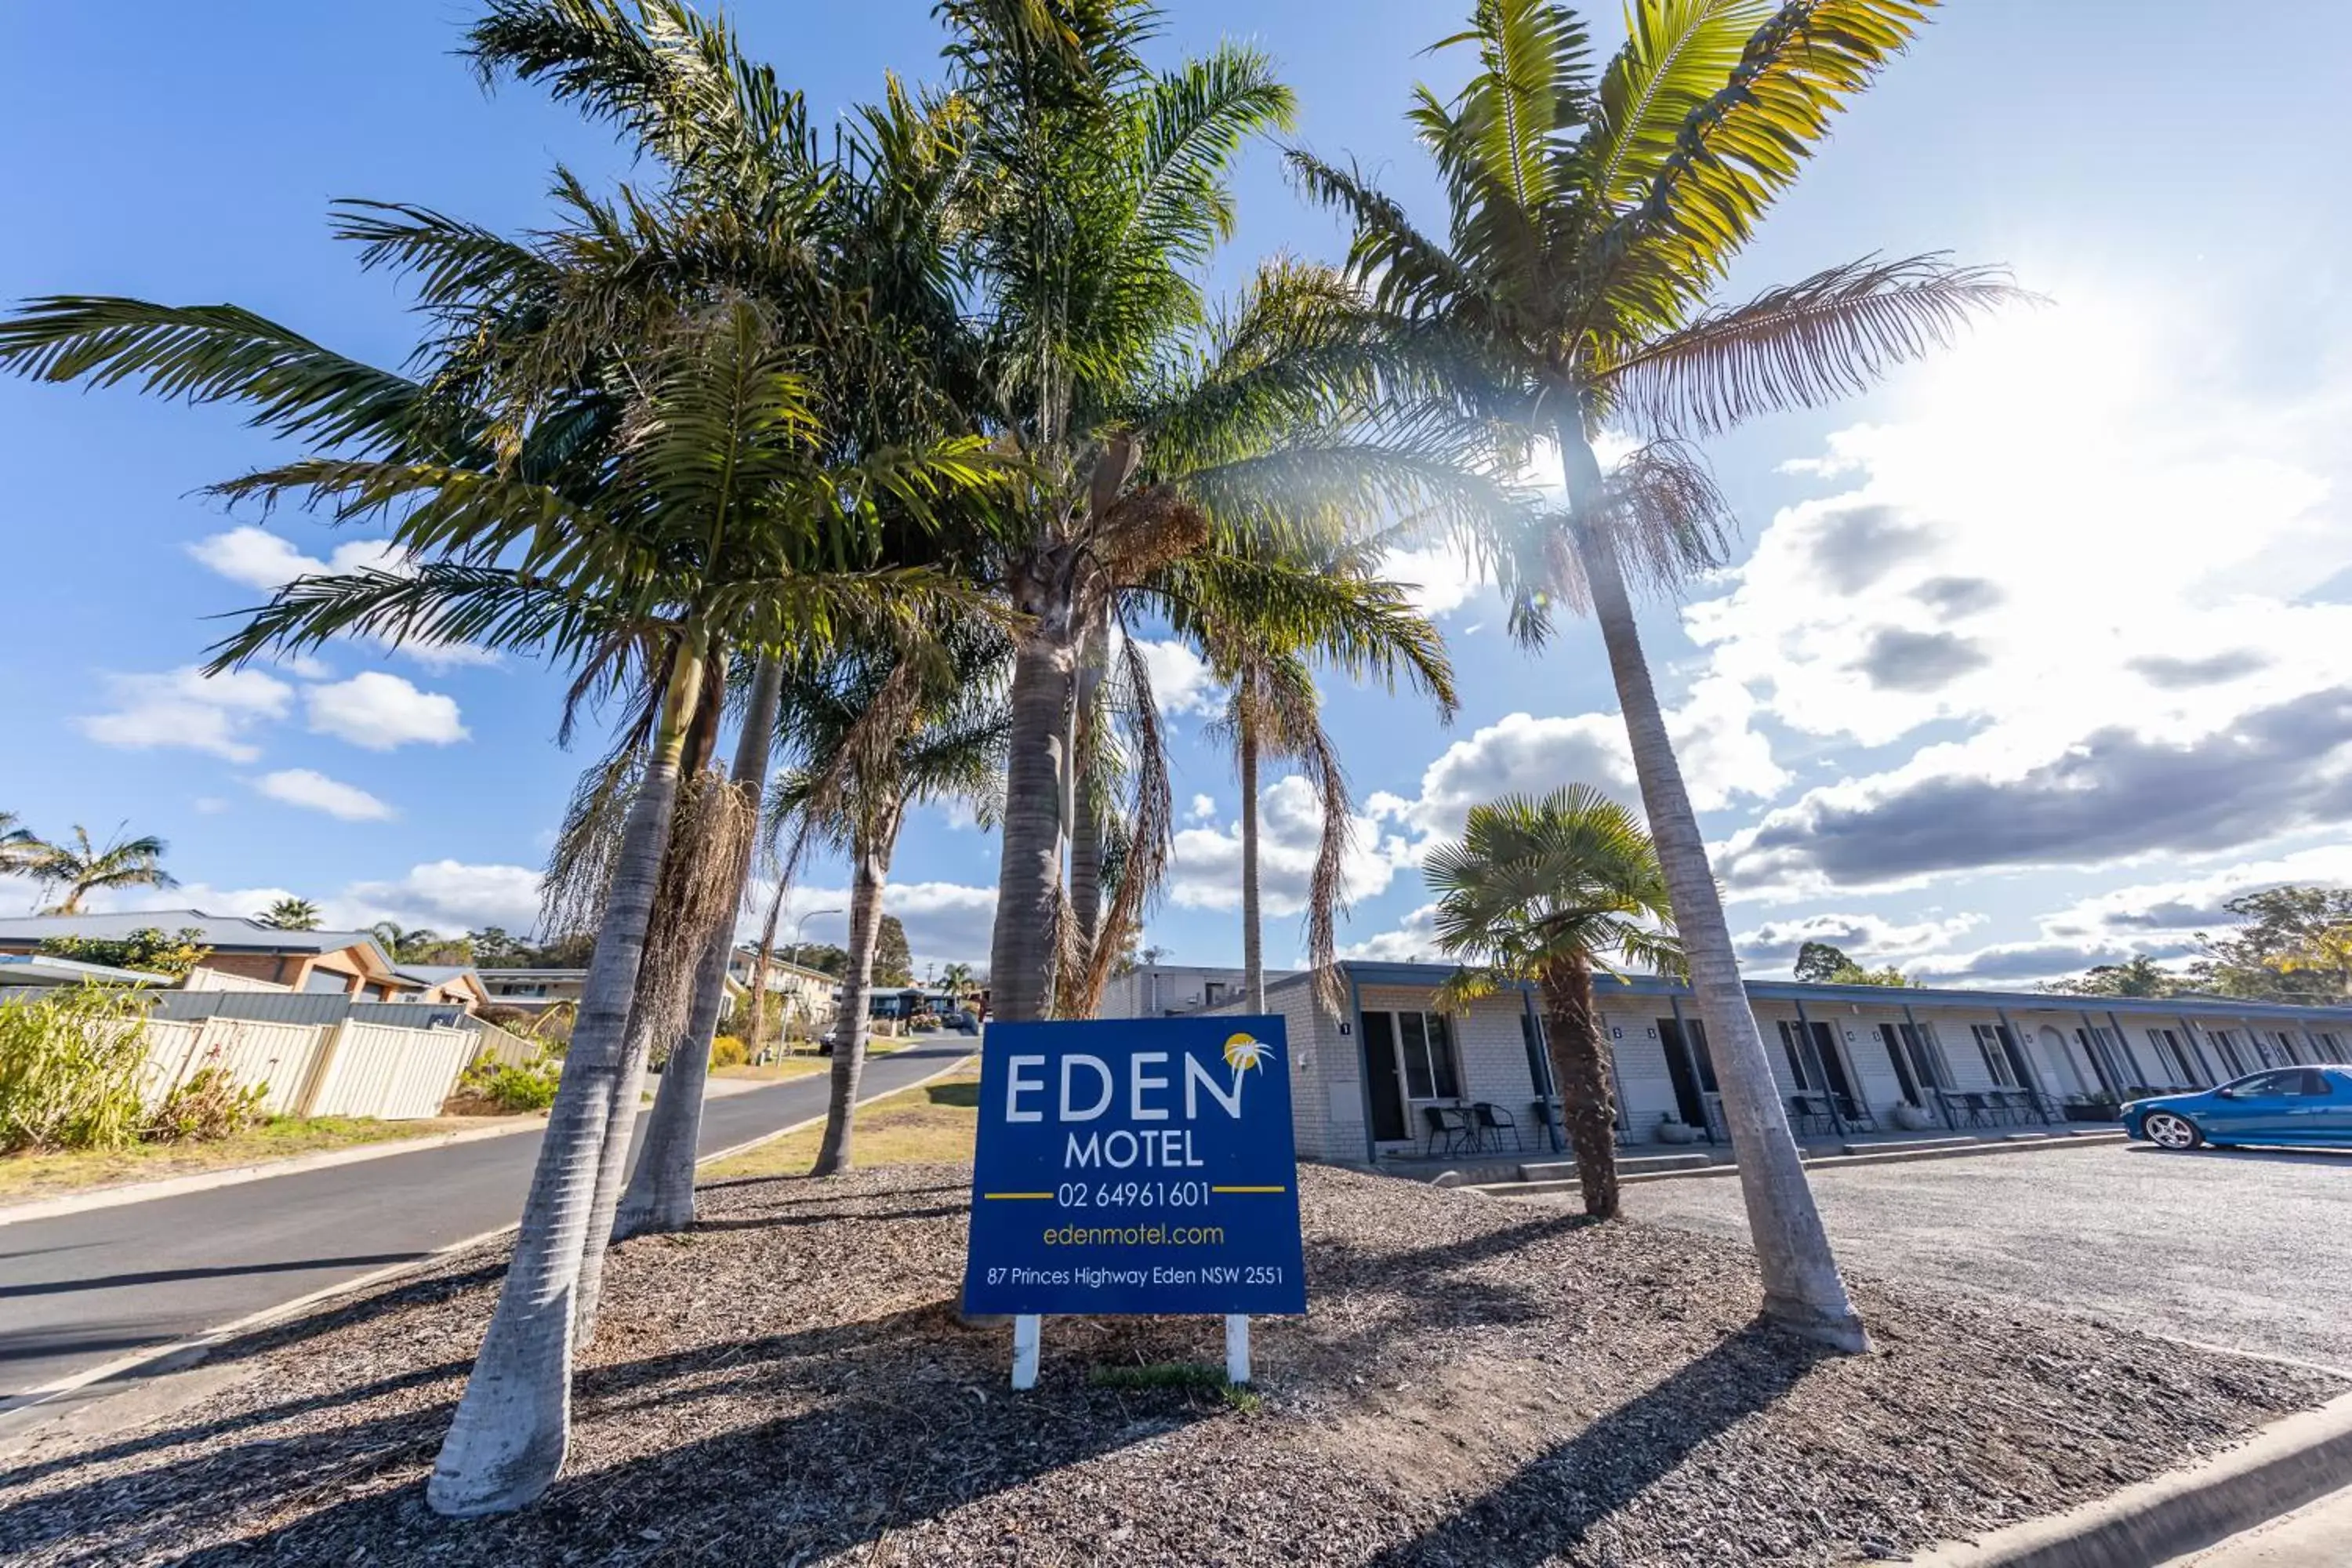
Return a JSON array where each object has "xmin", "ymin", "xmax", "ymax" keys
[
  {"xmin": 1295, "ymin": 0, "xmax": 2026, "ymax": 1351},
  {"xmin": 766, "ymin": 627, "xmax": 1007, "ymax": 1177},
  {"xmin": 23, "ymin": 826, "xmax": 176, "ymax": 915},
  {"xmin": 1185, "ymin": 537, "xmax": 1457, "ymax": 1010},
  {"xmin": 258, "ymin": 898, "xmax": 322, "ymax": 931},
  {"xmin": 0, "ymin": 812, "xmax": 48, "ymax": 878},
  {"xmin": 940, "ymin": 961, "xmax": 975, "ymax": 1004},
  {"xmin": 938, "ymin": 4, "xmax": 1504, "ymax": 1025},
  {"xmin": 1425, "ymin": 786, "xmax": 1677, "ymax": 1218}
]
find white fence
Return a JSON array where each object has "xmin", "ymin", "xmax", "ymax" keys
[
  {"xmin": 139, "ymin": 1014, "xmax": 477, "ymax": 1120},
  {"xmin": 181, "ymin": 967, "xmax": 293, "ymax": 994},
  {"xmin": 467, "ymin": 1018, "xmax": 545, "ymax": 1069}
]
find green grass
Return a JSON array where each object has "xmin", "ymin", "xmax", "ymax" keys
[
  {"xmin": 1087, "ymin": 1361, "xmax": 1261, "ymax": 1411},
  {"xmin": 701, "ymin": 1060, "xmax": 981, "ymax": 1179},
  {"xmin": 0, "ymin": 1113, "xmax": 513, "ymax": 1203}
]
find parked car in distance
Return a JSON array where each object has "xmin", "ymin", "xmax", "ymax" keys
[
  {"xmin": 942, "ymin": 1010, "xmax": 978, "ymax": 1035},
  {"xmin": 2122, "ymin": 1067, "xmax": 2352, "ymax": 1151}
]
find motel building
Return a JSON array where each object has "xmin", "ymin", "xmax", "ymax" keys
[{"xmin": 1126, "ymin": 960, "xmax": 2352, "ymax": 1173}]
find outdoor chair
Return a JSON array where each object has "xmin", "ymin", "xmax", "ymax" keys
[
  {"xmin": 1788, "ymin": 1094, "xmax": 1837, "ymax": 1137},
  {"xmin": 1952, "ymin": 1091, "xmax": 1991, "ymax": 1127},
  {"xmin": 1835, "ymin": 1094, "xmax": 1880, "ymax": 1132},
  {"xmin": 1530, "ymin": 1099, "xmax": 1566, "ymax": 1153},
  {"xmin": 1421, "ymin": 1104, "xmax": 1473, "ymax": 1159},
  {"xmin": 1472, "ymin": 1101, "xmax": 1522, "ymax": 1152}
]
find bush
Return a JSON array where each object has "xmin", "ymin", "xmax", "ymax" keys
[
  {"xmin": 147, "ymin": 1063, "xmax": 267, "ymax": 1144},
  {"xmin": 0, "ymin": 983, "xmax": 155, "ymax": 1152},
  {"xmin": 453, "ymin": 1052, "xmax": 561, "ymax": 1114},
  {"xmin": 710, "ymin": 1034, "xmax": 749, "ymax": 1069},
  {"xmin": 37, "ymin": 927, "xmax": 209, "ymax": 979}
]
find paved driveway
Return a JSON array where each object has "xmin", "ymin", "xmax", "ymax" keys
[{"xmin": 1616, "ymin": 1143, "xmax": 2352, "ymax": 1372}]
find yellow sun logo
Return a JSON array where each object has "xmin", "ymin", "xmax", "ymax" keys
[{"xmin": 1223, "ymin": 1033, "xmax": 1273, "ymax": 1075}]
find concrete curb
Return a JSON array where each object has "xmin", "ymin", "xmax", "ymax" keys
[
  {"xmin": 1472, "ymin": 1127, "xmax": 2127, "ymax": 1198},
  {"xmin": 0, "ymin": 1051, "xmax": 978, "ymax": 1432},
  {"xmin": 0, "ymin": 1116, "xmax": 550, "ymax": 1229},
  {"xmin": 1911, "ymin": 1391, "xmax": 2352, "ymax": 1567}
]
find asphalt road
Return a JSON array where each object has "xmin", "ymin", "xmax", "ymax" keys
[
  {"xmin": 0, "ymin": 1040, "xmax": 972, "ymax": 1399},
  {"xmin": 1616, "ymin": 1142, "xmax": 2352, "ymax": 1372}
]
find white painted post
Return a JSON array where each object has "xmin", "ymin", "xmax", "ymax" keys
[
  {"xmin": 1225, "ymin": 1314, "xmax": 1250, "ymax": 1385},
  {"xmin": 1011, "ymin": 1314, "xmax": 1040, "ymax": 1390}
]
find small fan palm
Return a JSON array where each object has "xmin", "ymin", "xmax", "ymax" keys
[
  {"xmin": 259, "ymin": 898, "xmax": 322, "ymax": 931},
  {"xmin": 24, "ymin": 826, "xmax": 176, "ymax": 916},
  {"xmin": 1425, "ymin": 786, "xmax": 1676, "ymax": 1219},
  {"xmin": 0, "ymin": 812, "xmax": 49, "ymax": 878},
  {"xmin": 1297, "ymin": 0, "xmax": 2031, "ymax": 1351}
]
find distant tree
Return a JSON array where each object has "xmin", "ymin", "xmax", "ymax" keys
[
  {"xmin": 873, "ymin": 915, "xmax": 914, "ymax": 989},
  {"xmin": 2190, "ymin": 886, "xmax": 2352, "ymax": 1003},
  {"xmin": 528, "ymin": 931, "xmax": 598, "ymax": 969},
  {"xmin": 1793, "ymin": 940, "xmax": 1915, "ymax": 988},
  {"xmin": 368, "ymin": 922, "xmax": 473, "ymax": 965},
  {"xmin": 257, "ymin": 898, "xmax": 321, "ymax": 931},
  {"xmin": 940, "ymin": 962, "xmax": 976, "ymax": 1001},
  {"xmin": 38, "ymin": 926, "xmax": 208, "ymax": 978},
  {"xmin": 1792, "ymin": 942, "xmax": 1853, "ymax": 982},
  {"xmin": 20, "ymin": 825, "xmax": 176, "ymax": 915},
  {"xmin": 466, "ymin": 927, "xmax": 534, "ymax": 967},
  {"xmin": 2045, "ymin": 955, "xmax": 2187, "ymax": 999},
  {"xmin": 789, "ymin": 942, "xmax": 848, "ymax": 978}
]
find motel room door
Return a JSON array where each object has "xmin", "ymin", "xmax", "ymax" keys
[
  {"xmin": 1359, "ymin": 1012, "xmax": 1410, "ymax": 1142},
  {"xmin": 1658, "ymin": 1016, "xmax": 1717, "ymax": 1128}
]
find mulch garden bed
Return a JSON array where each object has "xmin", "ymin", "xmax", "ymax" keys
[{"xmin": 0, "ymin": 1163, "xmax": 2336, "ymax": 1566}]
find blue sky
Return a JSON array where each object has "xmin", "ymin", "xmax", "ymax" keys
[{"xmin": 6, "ymin": 2, "xmax": 2352, "ymax": 984}]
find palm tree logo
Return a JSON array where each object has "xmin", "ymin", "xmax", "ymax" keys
[{"xmin": 1221, "ymin": 1032, "xmax": 1275, "ymax": 1105}]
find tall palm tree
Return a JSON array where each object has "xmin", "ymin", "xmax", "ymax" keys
[
  {"xmin": 764, "ymin": 628, "xmax": 1008, "ymax": 1176},
  {"xmin": 942, "ymin": 4, "xmax": 1504, "ymax": 1024},
  {"xmin": 1186, "ymin": 538, "xmax": 1457, "ymax": 1010},
  {"xmin": 1425, "ymin": 785, "xmax": 1678, "ymax": 1218},
  {"xmin": 940, "ymin": 960, "xmax": 976, "ymax": 1003},
  {"xmin": 24, "ymin": 826, "xmax": 176, "ymax": 915},
  {"xmin": 1295, "ymin": 0, "xmax": 2026, "ymax": 1351},
  {"xmin": 259, "ymin": 898, "xmax": 322, "ymax": 931}
]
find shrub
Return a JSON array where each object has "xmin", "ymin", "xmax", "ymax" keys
[
  {"xmin": 453, "ymin": 1052, "xmax": 561, "ymax": 1114},
  {"xmin": 0, "ymin": 983, "xmax": 155, "ymax": 1152},
  {"xmin": 37, "ymin": 927, "xmax": 209, "ymax": 979},
  {"xmin": 710, "ymin": 1034, "xmax": 749, "ymax": 1069},
  {"xmin": 147, "ymin": 1062, "xmax": 267, "ymax": 1144}
]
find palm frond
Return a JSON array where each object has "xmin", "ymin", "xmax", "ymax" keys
[
  {"xmin": 1587, "ymin": 2, "xmax": 1771, "ymax": 210},
  {"xmin": 1596, "ymin": 252, "xmax": 2028, "ymax": 434}
]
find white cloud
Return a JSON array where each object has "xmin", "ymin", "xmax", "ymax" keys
[
  {"xmin": 1166, "ymin": 774, "xmax": 1410, "ymax": 920},
  {"xmin": 74, "ymin": 666, "xmax": 294, "ymax": 763},
  {"xmin": 1375, "ymin": 711, "xmax": 1638, "ymax": 841},
  {"xmin": 187, "ymin": 526, "xmax": 408, "ymax": 592},
  {"xmin": 1187, "ymin": 793, "xmax": 1217, "ymax": 822},
  {"xmin": 1380, "ymin": 539, "xmax": 1489, "ymax": 620},
  {"xmin": 254, "ymin": 768, "xmax": 397, "ymax": 822},
  {"xmin": 337, "ymin": 861, "xmax": 545, "ymax": 934},
  {"xmin": 1338, "ymin": 901, "xmax": 1446, "ymax": 963},
  {"xmin": 304, "ymin": 672, "xmax": 468, "ymax": 750},
  {"xmin": 1685, "ymin": 289, "xmax": 2352, "ymax": 898},
  {"xmin": 1129, "ymin": 636, "xmax": 1220, "ymax": 717},
  {"xmin": 1734, "ymin": 910, "xmax": 1985, "ymax": 973},
  {"xmin": 736, "ymin": 878, "xmax": 999, "ymax": 971}
]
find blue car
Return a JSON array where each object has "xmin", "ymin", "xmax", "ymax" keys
[{"xmin": 2122, "ymin": 1067, "xmax": 2352, "ymax": 1150}]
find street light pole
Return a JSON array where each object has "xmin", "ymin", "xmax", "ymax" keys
[{"xmin": 787, "ymin": 907, "xmax": 843, "ymax": 1050}]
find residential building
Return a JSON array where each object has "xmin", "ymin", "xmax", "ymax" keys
[
  {"xmin": 1129, "ymin": 960, "xmax": 2352, "ymax": 1168},
  {"xmin": 477, "ymin": 968, "xmax": 587, "ymax": 1011},
  {"xmin": 392, "ymin": 964, "xmax": 491, "ymax": 1011},
  {"xmin": 1096, "ymin": 963, "xmax": 1298, "ymax": 1020},
  {"xmin": 722, "ymin": 946, "xmax": 838, "ymax": 1033},
  {"xmin": 0, "ymin": 910, "xmax": 417, "ymax": 1000}
]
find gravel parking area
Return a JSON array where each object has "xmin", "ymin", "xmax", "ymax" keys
[
  {"xmin": 0, "ymin": 1162, "xmax": 2336, "ymax": 1566},
  {"xmin": 1621, "ymin": 1144, "xmax": 2352, "ymax": 1373}
]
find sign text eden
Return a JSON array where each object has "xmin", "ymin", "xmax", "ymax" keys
[{"xmin": 962, "ymin": 1015, "xmax": 1308, "ymax": 1319}]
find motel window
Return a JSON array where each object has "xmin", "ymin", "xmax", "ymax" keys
[
  {"xmin": 1366, "ymin": 1010, "xmax": 1461, "ymax": 1103},
  {"xmin": 2208, "ymin": 1029, "xmax": 2252, "ymax": 1076},
  {"xmin": 2146, "ymin": 1029, "xmax": 2197, "ymax": 1086},
  {"xmin": 2316, "ymin": 1032, "xmax": 2347, "ymax": 1064},
  {"xmin": 2269, "ymin": 1030, "xmax": 2306, "ymax": 1065},
  {"xmin": 1970, "ymin": 1024, "xmax": 2020, "ymax": 1087},
  {"xmin": 1774, "ymin": 1020, "xmax": 1813, "ymax": 1089}
]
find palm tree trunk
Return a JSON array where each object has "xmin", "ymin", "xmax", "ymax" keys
[
  {"xmin": 614, "ymin": 652, "xmax": 784, "ymax": 1240},
  {"xmin": 812, "ymin": 811, "xmax": 895, "ymax": 1175},
  {"xmin": 1240, "ymin": 702, "xmax": 1265, "ymax": 1013},
  {"xmin": 570, "ymin": 641, "xmax": 725, "ymax": 1339},
  {"xmin": 1557, "ymin": 418, "xmax": 1864, "ymax": 1352},
  {"xmin": 988, "ymin": 576, "xmax": 1078, "ymax": 1022},
  {"xmin": 1540, "ymin": 952, "xmax": 1619, "ymax": 1219},
  {"xmin": 1067, "ymin": 616, "xmax": 1111, "ymax": 962},
  {"xmin": 426, "ymin": 637, "xmax": 704, "ymax": 1518}
]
